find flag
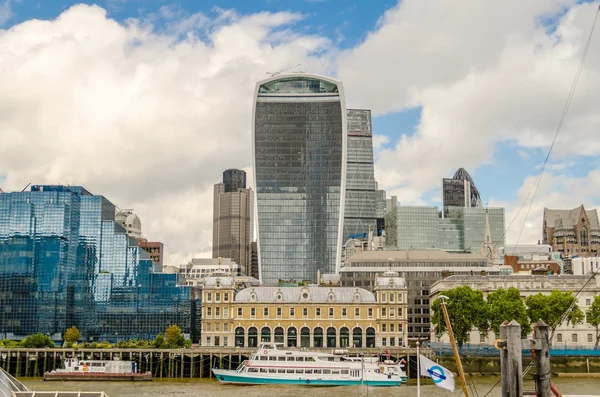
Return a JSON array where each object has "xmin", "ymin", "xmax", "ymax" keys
[{"xmin": 419, "ymin": 354, "xmax": 455, "ymax": 392}]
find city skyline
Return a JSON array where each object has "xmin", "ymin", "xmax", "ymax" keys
[{"xmin": 1, "ymin": 1, "xmax": 600, "ymax": 266}]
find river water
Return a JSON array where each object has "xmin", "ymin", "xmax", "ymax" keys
[{"xmin": 21, "ymin": 377, "xmax": 600, "ymax": 396}]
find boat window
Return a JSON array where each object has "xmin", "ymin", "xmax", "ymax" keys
[
  {"xmin": 295, "ymin": 357, "xmax": 304, "ymax": 361},
  {"xmin": 305, "ymin": 357, "xmax": 315, "ymax": 362},
  {"xmin": 341, "ymin": 370, "xmax": 349, "ymax": 375},
  {"xmin": 278, "ymin": 356, "xmax": 286, "ymax": 361},
  {"xmin": 74, "ymin": 367, "xmax": 80, "ymax": 371},
  {"xmin": 260, "ymin": 368, "xmax": 268, "ymax": 373},
  {"xmin": 269, "ymin": 369, "xmax": 276, "ymax": 373},
  {"xmin": 277, "ymin": 369, "xmax": 285, "ymax": 373},
  {"xmin": 286, "ymin": 369, "xmax": 295, "ymax": 373},
  {"xmin": 305, "ymin": 369, "xmax": 313, "ymax": 374},
  {"xmin": 323, "ymin": 369, "xmax": 331, "ymax": 374},
  {"xmin": 287, "ymin": 357, "xmax": 295, "ymax": 361},
  {"xmin": 92, "ymin": 363, "xmax": 102, "ymax": 367},
  {"xmin": 259, "ymin": 356, "xmax": 267, "ymax": 361},
  {"xmin": 248, "ymin": 368, "xmax": 258, "ymax": 373},
  {"xmin": 314, "ymin": 369, "xmax": 321, "ymax": 374},
  {"xmin": 332, "ymin": 370, "xmax": 340, "ymax": 375},
  {"xmin": 327, "ymin": 358, "xmax": 334, "ymax": 362},
  {"xmin": 295, "ymin": 369, "xmax": 304, "ymax": 374},
  {"xmin": 269, "ymin": 357, "xmax": 277, "ymax": 361}
]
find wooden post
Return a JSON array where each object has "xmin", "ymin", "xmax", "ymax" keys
[
  {"xmin": 16, "ymin": 352, "xmax": 20, "ymax": 377},
  {"xmin": 200, "ymin": 354, "xmax": 204, "ymax": 378},
  {"xmin": 228, "ymin": 353, "xmax": 232, "ymax": 370},
  {"xmin": 6, "ymin": 351, "xmax": 10, "ymax": 375},
  {"xmin": 209, "ymin": 354, "xmax": 213, "ymax": 378},
  {"xmin": 44, "ymin": 351, "xmax": 47, "ymax": 374},
  {"xmin": 500, "ymin": 320, "xmax": 523, "ymax": 397},
  {"xmin": 190, "ymin": 354, "xmax": 194, "ymax": 378},
  {"xmin": 160, "ymin": 352, "xmax": 164, "ymax": 379},
  {"xmin": 181, "ymin": 352, "xmax": 184, "ymax": 378},
  {"xmin": 533, "ymin": 320, "xmax": 551, "ymax": 397}
]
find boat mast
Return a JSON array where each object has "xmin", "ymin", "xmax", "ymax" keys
[{"xmin": 439, "ymin": 295, "xmax": 470, "ymax": 397}]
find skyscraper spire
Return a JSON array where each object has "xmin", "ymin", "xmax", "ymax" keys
[{"xmin": 481, "ymin": 207, "xmax": 498, "ymax": 264}]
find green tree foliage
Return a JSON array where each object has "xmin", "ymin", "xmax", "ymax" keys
[
  {"xmin": 165, "ymin": 325, "xmax": 183, "ymax": 347},
  {"xmin": 20, "ymin": 333, "xmax": 55, "ymax": 348},
  {"xmin": 184, "ymin": 339, "xmax": 192, "ymax": 348},
  {"xmin": 64, "ymin": 326, "xmax": 81, "ymax": 344},
  {"xmin": 152, "ymin": 333, "xmax": 164, "ymax": 348},
  {"xmin": 586, "ymin": 296, "xmax": 600, "ymax": 348},
  {"xmin": 487, "ymin": 287, "xmax": 531, "ymax": 336},
  {"xmin": 431, "ymin": 286, "xmax": 489, "ymax": 347},
  {"xmin": 526, "ymin": 290, "xmax": 584, "ymax": 327}
]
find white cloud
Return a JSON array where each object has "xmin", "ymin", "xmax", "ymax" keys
[{"xmin": 0, "ymin": 4, "xmax": 331, "ymax": 265}]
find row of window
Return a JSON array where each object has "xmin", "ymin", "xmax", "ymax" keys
[
  {"xmin": 247, "ymin": 368, "xmax": 348, "ymax": 375},
  {"xmin": 557, "ymin": 333, "xmax": 595, "ymax": 343},
  {"xmin": 204, "ymin": 306, "xmax": 406, "ymax": 320},
  {"xmin": 205, "ymin": 292, "xmax": 229, "ymax": 303}
]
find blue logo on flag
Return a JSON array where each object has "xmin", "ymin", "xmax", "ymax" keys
[{"xmin": 427, "ymin": 365, "xmax": 447, "ymax": 384}]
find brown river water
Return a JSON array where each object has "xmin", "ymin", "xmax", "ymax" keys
[{"xmin": 21, "ymin": 377, "xmax": 600, "ymax": 396}]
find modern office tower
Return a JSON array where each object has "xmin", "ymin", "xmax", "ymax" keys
[
  {"xmin": 115, "ymin": 209, "xmax": 142, "ymax": 239},
  {"xmin": 137, "ymin": 239, "xmax": 164, "ymax": 266},
  {"xmin": 543, "ymin": 205, "xmax": 600, "ymax": 257},
  {"xmin": 250, "ymin": 241, "xmax": 259, "ymax": 279},
  {"xmin": 391, "ymin": 205, "xmax": 505, "ymax": 252},
  {"xmin": 442, "ymin": 167, "xmax": 483, "ymax": 210},
  {"xmin": 223, "ymin": 169, "xmax": 247, "ymax": 193},
  {"xmin": 212, "ymin": 169, "xmax": 253, "ymax": 275},
  {"xmin": 0, "ymin": 185, "xmax": 197, "ymax": 342},
  {"xmin": 253, "ymin": 74, "xmax": 347, "ymax": 284},
  {"xmin": 343, "ymin": 109, "xmax": 377, "ymax": 241}
]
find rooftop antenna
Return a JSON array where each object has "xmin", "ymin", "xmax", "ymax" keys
[{"xmin": 21, "ymin": 183, "xmax": 31, "ymax": 193}]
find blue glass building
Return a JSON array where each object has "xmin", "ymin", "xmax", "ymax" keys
[{"xmin": 0, "ymin": 185, "xmax": 198, "ymax": 342}]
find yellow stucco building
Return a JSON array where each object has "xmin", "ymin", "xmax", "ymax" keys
[{"xmin": 201, "ymin": 270, "xmax": 408, "ymax": 349}]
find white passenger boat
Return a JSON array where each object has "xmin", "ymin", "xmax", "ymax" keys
[
  {"xmin": 44, "ymin": 358, "xmax": 152, "ymax": 381},
  {"xmin": 212, "ymin": 343, "xmax": 407, "ymax": 386}
]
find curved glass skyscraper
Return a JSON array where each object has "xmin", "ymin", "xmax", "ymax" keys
[{"xmin": 252, "ymin": 75, "xmax": 347, "ymax": 284}]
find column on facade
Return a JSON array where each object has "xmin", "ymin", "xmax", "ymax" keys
[
  {"xmin": 336, "ymin": 330, "xmax": 340, "ymax": 348},
  {"xmin": 310, "ymin": 331, "xmax": 314, "ymax": 348},
  {"xmin": 362, "ymin": 333, "xmax": 366, "ymax": 349},
  {"xmin": 244, "ymin": 332, "xmax": 248, "ymax": 348},
  {"xmin": 284, "ymin": 332, "xmax": 288, "ymax": 347}
]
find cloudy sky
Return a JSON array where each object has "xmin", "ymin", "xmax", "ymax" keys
[{"xmin": 1, "ymin": 0, "xmax": 600, "ymax": 265}]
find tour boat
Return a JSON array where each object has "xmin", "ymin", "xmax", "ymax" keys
[
  {"xmin": 212, "ymin": 343, "xmax": 407, "ymax": 386},
  {"xmin": 44, "ymin": 358, "xmax": 152, "ymax": 381}
]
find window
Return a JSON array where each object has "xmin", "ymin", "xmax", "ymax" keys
[
  {"xmin": 223, "ymin": 308, "xmax": 229, "ymax": 319},
  {"xmin": 264, "ymin": 308, "xmax": 269, "ymax": 317},
  {"xmin": 224, "ymin": 293, "xmax": 229, "ymax": 302},
  {"xmin": 216, "ymin": 293, "xmax": 221, "ymax": 302},
  {"xmin": 398, "ymin": 294, "xmax": 403, "ymax": 303},
  {"xmin": 382, "ymin": 324, "xmax": 387, "ymax": 332},
  {"xmin": 206, "ymin": 307, "xmax": 212, "ymax": 317},
  {"xmin": 390, "ymin": 324, "xmax": 395, "ymax": 333},
  {"xmin": 250, "ymin": 308, "xmax": 256, "ymax": 318},
  {"xmin": 224, "ymin": 323, "xmax": 228, "ymax": 332},
  {"xmin": 223, "ymin": 337, "xmax": 228, "ymax": 347},
  {"xmin": 572, "ymin": 334, "xmax": 578, "ymax": 343},
  {"xmin": 215, "ymin": 307, "xmax": 220, "ymax": 317},
  {"xmin": 303, "ymin": 307, "xmax": 308, "ymax": 318},
  {"xmin": 355, "ymin": 308, "xmax": 360, "ymax": 318},
  {"xmin": 207, "ymin": 292, "xmax": 212, "ymax": 302},
  {"xmin": 278, "ymin": 357, "xmax": 286, "ymax": 361},
  {"xmin": 237, "ymin": 308, "xmax": 243, "ymax": 317},
  {"xmin": 557, "ymin": 333, "xmax": 563, "ymax": 342},
  {"xmin": 480, "ymin": 333, "xmax": 486, "ymax": 343},
  {"xmin": 277, "ymin": 307, "xmax": 282, "ymax": 318},
  {"xmin": 382, "ymin": 293, "xmax": 387, "ymax": 302},
  {"xmin": 206, "ymin": 336, "xmax": 211, "ymax": 346},
  {"xmin": 368, "ymin": 308, "xmax": 373, "ymax": 318},
  {"xmin": 382, "ymin": 337, "xmax": 387, "ymax": 346},
  {"xmin": 382, "ymin": 308, "xmax": 387, "ymax": 318},
  {"xmin": 588, "ymin": 334, "xmax": 593, "ymax": 343},
  {"xmin": 390, "ymin": 293, "xmax": 394, "ymax": 303},
  {"xmin": 329, "ymin": 308, "xmax": 334, "ymax": 318},
  {"xmin": 205, "ymin": 323, "xmax": 211, "ymax": 332},
  {"xmin": 586, "ymin": 299, "xmax": 591, "ymax": 306},
  {"xmin": 342, "ymin": 308, "xmax": 347, "ymax": 318},
  {"xmin": 316, "ymin": 308, "xmax": 321, "ymax": 317},
  {"xmin": 390, "ymin": 337, "xmax": 395, "ymax": 346},
  {"xmin": 215, "ymin": 323, "xmax": 220, "ymax": 332},
  {"xmin": 290, "ymin": 307, "xmax": 295, "ymax": 317}
]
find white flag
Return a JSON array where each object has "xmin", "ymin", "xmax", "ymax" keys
[{"xmin": 419, "ymin": 354, "xmax": 455, "ymax": 392}]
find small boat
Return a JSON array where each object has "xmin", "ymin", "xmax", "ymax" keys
[
  {"xmin": 212, "ymin": 343, "xmax": 407, "ymax": 386},
  {"xmin": 44, "ymin": 357, "xmax": 152, "ymax": 381}
]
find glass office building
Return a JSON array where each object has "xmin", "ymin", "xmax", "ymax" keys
[
  {"xmin": 393, "ymin": 205, "xmax": 505, "ymax": 252},
  {"xmin": 0, "ymin": 185, "xmax": 198, "ymax": 342},
  {"xmin": 343, "ymin": 109, "xmax": 378, "ymax": 241},
  {"xmin": 253, "ymin": 75, "xmax": 347, "ymax": 284}
]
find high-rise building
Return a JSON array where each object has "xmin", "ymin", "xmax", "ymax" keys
[
  {"xmin": 343, "ymin": 109, "xmax": 377, "ymax": 241},
  {"xmin": 253, "ymin": 74, "xmax": 347, "ymax": 284},
  {"xmin": 212, "ymin": 169, "xmax": 254, "ymax": 275},
  {"xmin": 223, "ymin": 169, "xmax": 247, "ymax": 193},
  {"xmin": 543, "ymin": 205, "xmax": 600, "ymax": 257},
  {"xmin": 441, "ymin": 168, "xmax": 483, "ymax": 210},
  {"xmin": 391, "ymin": 205, "xmax": 505, "ymax": 252},
  {"xmin": 0, "ymin": 185, "xmax": 197, "ymax": 342}
]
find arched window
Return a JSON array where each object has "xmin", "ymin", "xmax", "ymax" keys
[
  {"xmin": 287, "ymin": 327, "xmax": 297, "ymax": 347},
  {"xmin": 248, "ymin": 327, "xmax": 258, "ymax": 348},
  {"xmin": 340, "ymin": 327, "xmax": 350, "ymax": 348},
  {"xmin": 327, "ymin": 327, "xmax": 337, "ymax": 348},
  {"xmin": 366, "ymin": 327, "xmax": 376, "ymax": 348},
  {"xmin": 352, "ymin": 327, "xmax": 363, "ymax": 348},
  {"xmin": 274, "ymin": 327, "xmax": 284, "ymax": 344},
  {"xmin": 300, "ymin": 327, "xmax": 311, "ymax": 348},
  {"xmin": 580, "ymin": 227, "xmax": 589, "ymax": 246},
  {"xmin": 313, "ymin": 327, "xmax": 323, "ymax": 348},
  {"xmin": 261, "ymin": 327, "xmax": 271, "ymax": 342},
  {"xmin": 235, "ymin": 327, "xmax": 245, "ymax": 347}
]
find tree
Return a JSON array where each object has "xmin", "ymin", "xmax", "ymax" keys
[
  {"xmin": 64, "ymin": 326, "xmax": 81, "ymax": 344},
  {"xmin": 526, "ymin": 290, "xmax": 585, "ymax": 328},
  {"xmin": 431, "ymin": 286, "xmax": 489, "ymax": 347},
  {"xmin": 21, "ymin": 334, "xmax": 55, "ymax": 348},
  {"xmin": 586, "ymin": 296, "xmax": 600, "ymax": 348},
  {"xmin": 487, "ymin": 287, "xmax": 531, "ymax": 336},
  {"xmin": 165, "ymin": 325, "xmax": 182, "ymax": 347},
  {"xmin": 152, "ymin": 333, "xmax": 164, "ymax": 348}
]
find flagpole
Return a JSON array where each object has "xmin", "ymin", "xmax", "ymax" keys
[
  {"xmin": 439, "ymin": 295, "xmax": 470, "ymax": 397},
  {"xmin": 416, "ymin": 341, "xmax": 421, "ymax": 397}
]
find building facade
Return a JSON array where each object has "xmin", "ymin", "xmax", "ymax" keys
[
  {"xmin": 343, "ymin": 109, "xmax": 377, "ymax": 241},
  {"xmin": 543, "ymin": 205, "xmax": 600, "ymax": 257},
  {"xmin": 137, "ymin": 239, "xmax": 164, "ymax": 266},
  {"xmin": 253, "ymin": 74, "xmax": 347, "ymax": 284},
  {"xmin": 115, "ymin": 209, "xmax": 142, "ymax": 239},
  {"xmin": 201, "ymin": 271, "xmax": 408, "ymax": 348},
  {"xmin": 430, "ymin": 274, "xmax": 600, "ymax": 348},
  {"xmin": 441, "ymin": 168, "xmax": 483, "ymax": 209},
  {"xmin": 0, "ymin": 185, "xmax": 197, "ymax": 342},
  {"xmin": 212, "ymin": 169, "xmax": 254, "ymax": 275},
  {"xmin": 339, "ymin": 250, "xmax": 495, "ymax": 342},
  {"xmin": 391, "ymin": 205, "xmax": 505, "ymax": 253}
]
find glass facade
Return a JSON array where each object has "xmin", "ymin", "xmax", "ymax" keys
[
  {"xmin": 441, "ymin": 168, "xmax": 483, "ymax": 208},
  {"xmin": 395, "ymin": 205, "xmax": 505, "ymax": 252},
  {"xmin": 0, "ymin": 185, "xmax": 199, "ymax": 342},
  {"xmin": 343, "ymin": 109, "xmax": 377, "ymax": 240},
  {"xmin": 253, "ymin": 75, "xmax": 346, "ymax": 284}
]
